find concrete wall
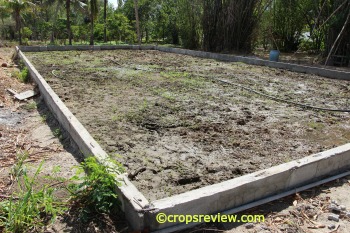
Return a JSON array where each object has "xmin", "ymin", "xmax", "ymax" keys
[
  {"xmin": 19, "ymin": 45, "xmax": 350, "ymax": 80},
  {"xmin": 18, "ymin": 45, "xmax": 350, "ymax": 232},
  {"xmin": 156, "ymin": 46, "xmax": 350, "ymax": 81},
  {"xmin": 146, "ymin": 144, "xmax": 350, "ymax": 231}
]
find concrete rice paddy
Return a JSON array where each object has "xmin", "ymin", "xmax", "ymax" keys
[{"xmin": 25, "ymin": 49, "xmax": 350, "ymax": 201}]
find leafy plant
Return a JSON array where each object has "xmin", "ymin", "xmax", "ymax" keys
[
  {"xmin": 10, "ymin": 151, "xmax": 28, "ymax": 181},
  {"xmin": 53, "ymin": 128, "xmax": 61, "ymax": 138},
  {"xmin": 13, "ymin": 67, "xmax": 29, "ymax": 83},
  {"xmin": 68, "ymin": 157, "xmax": 124, "ymax": 222}
]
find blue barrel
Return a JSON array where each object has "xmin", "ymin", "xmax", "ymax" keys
[{"xmin": 269, "ymin": 50, "xmax": 280, "ymax": 62}]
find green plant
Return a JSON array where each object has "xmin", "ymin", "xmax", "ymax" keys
[
  {"xmin": 15, "ymin": 67, "xmax": 29, "ymax": 83},
  {"xmin": 307, "ymin": 121, "xmax": 325, "ymax": 130},
  {"xmin": 53, "ymin": 128, "xmax": 61, "ymax": 138},
  {"xmin": 40, "ymin": 114, "xmax": 47, "ymax": 122},
  {"xmin": 0, "ymin": 160, "xmax": 66, "ymax": 233},
  {"xmin": 10, "ymin": 151, "xmax": 28, "ymax": 181},
  {"xmin": 68, "ymin": 157, "xmax": 124, "ymax": 222},
  {"xmin": 23, "ymin": 101, "xmax": 36, "ymax": 111}
]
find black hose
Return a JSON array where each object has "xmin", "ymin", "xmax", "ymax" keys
[{"xmin": 209, "ymin": 77, "xmax": 350, "ymax": 113}]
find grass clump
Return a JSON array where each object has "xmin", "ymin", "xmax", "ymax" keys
[
  {"xmin": 0, "ymin": 154, "xmax": 66, "ymax": 233},
  {"xmin": 0, "ymin": 153, "xmax": 125, "ymax": 231},
  {"xmin": 11, "ymin": 67, "xmax": 30, "ymax": 83},
  {"xmin": 22, "ymin": 101, "xmax": 37, "ymax": 111}
]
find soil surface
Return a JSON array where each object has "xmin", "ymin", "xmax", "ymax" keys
[{"xmin": 25, "ymin": 49, "xmax": 350, "ymax": 201}]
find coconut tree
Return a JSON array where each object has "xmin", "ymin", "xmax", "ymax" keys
[
  {"xmin": 66, "ymin": 0, "xmax": 86, "ymax": 45},
  {"xmin": 7, "ymin": 0, "xmax": 34, "ymax": 45},
  {"xmin": 134, "ymin": 0, "xmax": 140, "ymax": 44},
  {"xmin": 89, "ymin": 0, "xmax": 98, "ymax": 45},
  {"xmin": 0, "ymin": 0, "xmax": 10, "ymax": 25},
  {"xmin": 103, "ymin": 0, "xmax": 107, "ymax": 42},
  {"xmin": 66, "ymin": 0, "xmax": 72, "ymax": 44}
]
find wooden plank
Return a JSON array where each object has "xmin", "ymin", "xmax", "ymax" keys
[
  {"xmin": 14, "ymin": 90, "xmax": 37, "ymax": 101},
  {"xmin": 6, "ymin": 89, "xmax": 18, "ymax": 96}
]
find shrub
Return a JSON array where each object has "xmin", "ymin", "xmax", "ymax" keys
[{"xmin": 68, "ymin": 157, "xmax": 125, "ymax": 222}]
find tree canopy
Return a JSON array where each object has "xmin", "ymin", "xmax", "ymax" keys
[{"xmin": 0, "ymin": 0, "xmax": 349, "ymax": 62}]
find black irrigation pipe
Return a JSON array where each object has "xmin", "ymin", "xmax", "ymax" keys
[{"xmin": 206, "ymin": 76, "xmax": 350, "ymax": 113}]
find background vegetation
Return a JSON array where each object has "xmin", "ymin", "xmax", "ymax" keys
[{"xmin": 0, "ymin": 0, "xmax": 349, "ymax": 63}]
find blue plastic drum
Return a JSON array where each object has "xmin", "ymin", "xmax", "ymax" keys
[{"xmin": 269, "ymin": 50, "xmax": 280, "ymax": 62}]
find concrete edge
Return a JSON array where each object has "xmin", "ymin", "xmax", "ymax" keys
[
  {"xmin": 146, "ymin": 143, "xmax": 350, "ymax": 231},
  {"xmin": 155, "ymin": 46, "xmax": 350, "ymax": 81},
  {"xmin": 16, "ymin": 46, "xmax": 149, "ymax": 231},
  {"xmin": 19, "ymin": 45, "xmax": 350, "ymax": 80},
  {"xmin": 19, "ymin": 45, "xmax": 157, "ymax": 52}
]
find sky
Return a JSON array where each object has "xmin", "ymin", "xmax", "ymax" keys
[{"xmin": 109, "ymin": 0, "xmax": 119, "ymax": 8}]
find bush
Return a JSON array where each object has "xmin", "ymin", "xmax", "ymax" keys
[
  {"xmin": 68, "ymin": 157, "xmax": 124, "ymax": 222},
  {"xmin": 19, "ymin": 67, "xmax": 29, "ymax": 83}
]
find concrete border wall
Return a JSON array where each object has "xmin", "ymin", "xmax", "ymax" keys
[
  {"xmin": 19, "ymin": 45, "xmax": 350, "ymax": 80},
  {"xmin": 146, "ymin": 144, "xmax": 350, "ymax": 231},
  {"xmin": 156, "ymin": 47, "xmax": 350, "ymax": 81},
  {"xmin": 18, "ymin": 45, "xmax": 350, "ymax": 232},
  {"xmin": 16, "ymin": 47, "xmax": 149, "ymax": 230}
]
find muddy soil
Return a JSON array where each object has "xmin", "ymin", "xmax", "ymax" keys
[{"xmin": 25, "ymin": 50, "xmax": 350, "ymax": 201}]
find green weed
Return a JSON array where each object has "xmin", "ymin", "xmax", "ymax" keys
[
  {"xmin": 10, "ymin": 152, "xmax": 29, "ymax": 181},
  {"xmin": 0, "ymin": 159, "xmax": 66, "ymax": 233},
  {"xmin": 161, "ymin": 91, "xmax": 176, "ymax": 101},
  {"xmin": 307, "ymin": 121, "xmax": 325, "ymax": 130},
  {"xmin": 22, "ymin": 101, "xmax": 37, "ymax": 111},
  {"xmin": 53, "ymin": 128, "xmax": 62, "ymax": 139},
  {"xmin": 40, "ymin": 114, "xmax": 47, "ymax": 122},
  {"xmin": 18, "ymin": 68, "xmax": 30, "ymax": 83},
  {"xmin": 67, "ymin": 157, "xmax": 125, "ymax": 222},
  {"xmin": 11, "ymin": 67, "xmax": 29, "ymax": 83}
]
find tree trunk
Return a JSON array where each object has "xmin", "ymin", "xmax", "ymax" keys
[
  {"xmin": 90, "ymin": 15, "xmax": 94, "ymax": 45},
  {"xmin": 17, "ymin": 11, "xmax": 22, "ymax": 45},
  {"xmin": 325, "ymin": 10, "xmax": 350, "ymax": 65},
  {"xmin": 134, "ymin": 0, "xmax": 141, "ymax": 45},
  {"xmin": 104, "ymin": 0, "xmax": 107, "ymax": 42},
  {"xmin": 66, "ymin": 0, "xmax": 72, "ymax": 45}
]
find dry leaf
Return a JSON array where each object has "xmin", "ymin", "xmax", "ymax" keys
[
  {"xmin": 274, "ymin": 217, "xmax": 283, "ymax": 223},
  {"xmin": 293, "ymin": 200, "xmax": 298, "ymax": 206},
  {"xmin": 307, "ymin": 224, "xmax": 325, "ymax": 229}
]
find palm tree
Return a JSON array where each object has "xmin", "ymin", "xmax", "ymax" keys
[
  {"xmin": 134, "ymin": 0, "xmax": 141, "ymax": 45},
  {"xmin": 66, "ymin": 0, "xmax": 72, "ymax": 44},
  {"xmin": 103, "ymin": 0, "xmax": 107, "ymax": 42},
  {"xmin": 7, "ymin": 0, "xmax": 34, "ymax": 45},
  {"xmin": 66, "ymin": 0, "xmax": 86, "ymax": 45},
  {"xmin": 0, "ymin": 0, "xmax": 10, "ymax": 25},
  {"xmin": 89, "ymin": 0, "xmax": 98, "ymax": 45}
]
